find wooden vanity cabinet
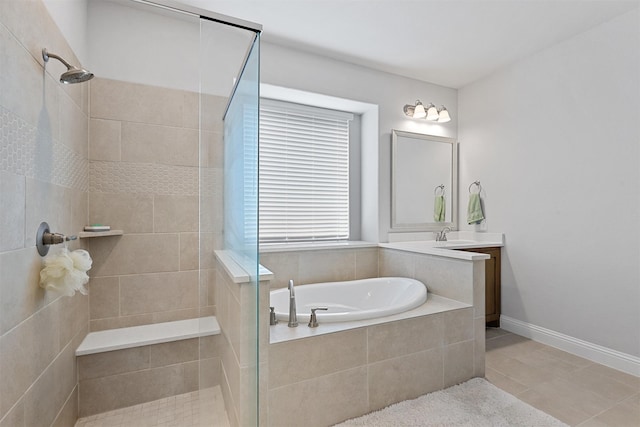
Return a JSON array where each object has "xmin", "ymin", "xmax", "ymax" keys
[{"xmin": 457, "ymin": 247, "xmax": 501, "ymax": 327}]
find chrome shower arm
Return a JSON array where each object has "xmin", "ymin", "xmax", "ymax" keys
[{"xmin": 42, "ymin": 48, "xmax": 73, "ymax": 70}]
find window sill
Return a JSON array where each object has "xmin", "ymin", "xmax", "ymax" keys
[{"xmin": 259, "ymin": 240, "xmax": 378, "ymax": 253}]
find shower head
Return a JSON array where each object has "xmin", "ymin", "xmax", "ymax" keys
[{"xmin": 42, "ymin": 48, "xmax": 94, "ymax": 84}]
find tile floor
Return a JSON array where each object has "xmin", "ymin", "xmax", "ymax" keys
[
  {"xmin": 486, "ymin": 328, "xmax": 640, "ymax": 427},
  {"xmin": 74, "ymin": 386, "xmax": 230, "ymax": 427},
  {"xmin": 75, "ymin": 330, "xmax": 639, "ymax": 427}
]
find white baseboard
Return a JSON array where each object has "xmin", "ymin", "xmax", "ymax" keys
[{"xmin": 500, "ymin": 315, "xmax": 640, "ymax": 378}]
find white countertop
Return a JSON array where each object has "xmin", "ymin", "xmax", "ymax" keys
[{"xmin": 380, "ymin": 232, "xmax": 503, "ymax": 261}]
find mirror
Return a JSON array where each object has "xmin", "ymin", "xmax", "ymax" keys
[{"xmin": 391, "ymin": 130, "xmax": 458, "ymax": 231}]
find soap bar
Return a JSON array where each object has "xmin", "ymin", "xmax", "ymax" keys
[{"xmin": 84, "ymin": 225, "xmax": 111, "ymax": 232}]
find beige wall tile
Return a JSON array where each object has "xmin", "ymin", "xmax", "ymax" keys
[
  {"xmin": 444, "ymin": 307, "xmax": 474, "ymax": 344},
  {"xmin": 149, "ymin": 338, "xmax": 199, "ymax": 368},
  {"xmin": 200, "ymin": 94, "xmax": 226, "ymax": 133},
  {"xmin": 221, "ymin": 334, "xmax": 240, "ymax": 412},
  {"xmin": 444, "ymin": 340, "xmax": 475, "ymax": 387},
  {"xmin": 259, "ymin": 252, "xmax": 299, "ymax": 289},
  {"xmin": 0, "ymin": 299, "xmax": 61, "ymax": 415},
  {"xmin": 414, "ymin": 254, "xmax": 474, "ymax": 303},
  {"xmin": 203, "ymin": 269, "xmax": 217, "ymax": 306},
  {"xmin": 268, "ymin": 366, "xmax": 368, "ymax": 427},
  {"xmin": 473, "ymin": 260, "xmax": 485, "ymax": 317},
  {"xmin": 0, "ymin": 23, "xmax": 47, "ymax": 129},
  {"xmin": 89, "ymin": 233, "xmax": 179, "ymax": 276},
  {"xmin": 368, "ymin": 314, "xmax": 444, "ymax": 363},
  {"xmin": 59, "ymin": 90, "xmax": 88, "ymax": 157},
  {"xmin": 379, "ymin": 248, "xmax": 415, "ymax": 278},
  {"xmin": 78, "ymin": 347, "xmax": 149, "ymax": 380},
  {"xmin": 474, "ymin": 318, "xmax": 486, "ymax": 377},
  {"xmin": 199, "ymin": 357, "xmax": 221, "ymax": 388},
  {"xmin": 199, "ymin": 232, "xmax": 221, "ymax": 270},
  {"xmin": 180, "ymin": 232, "xmax": 199, "ymax": 271},
  {"xmin": 89, "ymin": 192, "xmax": 153, "ymax": 233},
  {"xmin": 367, "ymin": 347, "xmax": 444, "ymax": 411},
  {"xmin": 0, "ymin": 171, "xmax": 25, "ymax": 252},
  {"xmin": 0, "ymin": 398, "xmax": 23, "ymax": 427},
  {"xmin": 269, "ymin": 329, "xmax": 367, "ymax": 389},
  {"xmin": 182, "ymin": 91, "xmax": 199, "ymax": 130},
  {"xmin": 58, "ymin": 291, "xmax": 88, "ymax": 348},
  {"xmin": 79, "ymin": 361, "xmax": 199, "ymax": 416},
  {"xmin": 25, "ymin": 178, "xmax": 63, "ymax": 248},
  {"xmin": 121, "ymin": 122, "xmax": 198, "ymax": 167},
  {"xmin": 89, "ymin": 118, "xmax": 121, "ymax": 161},
  {"xmin": 88, "ymin": 276, "xmax": 119, "ymax": 320},
  {"xmin": 0, "ymin": 0, "xmax": 75, "ymax": 90},
  {"xmin": 0, "ymin": 247, "xmax": 51, "ymax": 334},
  {"xmin": 202, "ymin": 131, "xmax": 223, "ymax": 168},
  {"xmin": 90, "ymin": 78, "xmax": 189, "ymax": 128},
  {"xmin": 120, "ymin": 271, "xmax": 198, "ymax": 316},
  {"xmin": 154, "ymin": 195, "xmax": 198, "ymax": 233},
  {"xmin": 298, "ymin": 249, "xmax": 356, "ymax": 284},
  {"xmin": 52, "ymin": 386, "xmax": 78, "ymax": 427},
  {"xmin": 200, "ymin": 335, "xmax": 223, "ymax": 359},
  {"xmin": 23, "ymin": 338, "xmax": 76, "ymax": 427},
  {"xmin": 89, "ymin": 314, "xmax": 153, "ymax": 332},
  {"xmin": 152, "ymin": 308, "xmax": 199, "ymax": 324},
  {"xmin": 355, "ymin": 247, "xmax": 379, "ymax": 279}
]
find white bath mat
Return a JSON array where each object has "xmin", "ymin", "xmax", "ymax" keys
[{"xmin": 335, "ymin": 378, "xmax": 568, "ymax": 427}]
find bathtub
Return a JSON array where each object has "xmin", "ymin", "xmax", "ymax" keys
[{"xmin": 270, "ymin": 277, "xmax": 427, "ymax": 323}]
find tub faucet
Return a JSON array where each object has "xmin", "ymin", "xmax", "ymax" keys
[
  {"xmin": 287, "ymin": 279, "xmax": 298, "ymax": 327},
  {"xmin": 435, "ymin": 226, "xmax": 451, "ymax": 242}
]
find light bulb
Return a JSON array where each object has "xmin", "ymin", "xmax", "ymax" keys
[
  {"xmin": 426, "ymin": 103, "xmax": 439, "ymax": 121},
  {"xmin": 413, "ymin": 101, "xmax": 426, "ymax": 119},
  {"xmin": 438, "ymin": 107, "xmax": 451, "ymax": 123}
]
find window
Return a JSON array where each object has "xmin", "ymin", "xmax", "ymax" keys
[{"xmin": 259, "ymin": 99, "xmax": 354, "ymax": 243}]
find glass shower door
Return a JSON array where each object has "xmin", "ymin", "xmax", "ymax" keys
[{"xmin": 200, "ymin": 17, "xmax": 260, "ymax": 426}]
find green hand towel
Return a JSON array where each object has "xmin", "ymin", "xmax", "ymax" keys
[
  {"xmin": 467, "ymin": 193, "xmax": 485, "ymax": 224},
  {"xmin": 434, "ymin": 195, "xmax": 445, "ymax": 222}
]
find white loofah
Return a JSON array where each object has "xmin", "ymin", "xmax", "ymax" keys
[{"xmin": 40, "ymin": 248, "xmax": 92, "ymax": 297}]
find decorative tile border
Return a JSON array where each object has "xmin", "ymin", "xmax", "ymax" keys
[
  {"xmin": 90, "ymin": 160, "xmax": 199, "ymax": 196},
  {"xmin": 0, "ymin": 106, "xmax": 88, "ymax": 190}
]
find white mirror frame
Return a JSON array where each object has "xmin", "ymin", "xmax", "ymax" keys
[{"xmin": 391, "ymin": 130, "xmax": 458, "ymax": 232}]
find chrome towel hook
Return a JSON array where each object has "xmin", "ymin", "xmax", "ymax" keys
[
  {"xmin": 469, "ymin": 181, "xmax": 482, "ymax": 194},
  {"xmin": 434, "ymin": 184, "xmax": 445, "ymax": 196},
  {"xmin": 36, "ymin": 222, "xmax": 77, "ymax": 256}
]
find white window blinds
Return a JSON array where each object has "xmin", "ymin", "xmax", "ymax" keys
[{"xmin": 259, "ymin": 99, "xmax": 353, "ymax": 243}]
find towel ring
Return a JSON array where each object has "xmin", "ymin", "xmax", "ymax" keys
[
  {"xmin": 434, "ymin": 184, "xmax": 445, "ymax": 196},
  {"xmin": 468, "ymin": 181, "xmax": 482, "ymax": 194}
]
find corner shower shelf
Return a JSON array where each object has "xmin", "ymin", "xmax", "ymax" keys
[{"xmin": 78, "ymin": 230, "xmax": 124, "ymax": 239}]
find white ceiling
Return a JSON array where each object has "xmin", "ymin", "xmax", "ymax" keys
[{"xmin": 181, "ymin": 0, "xmax": 639, "ymax": 89}]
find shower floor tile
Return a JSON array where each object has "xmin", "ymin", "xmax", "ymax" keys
[{"xmin": 75, "ymin": 386, "xmax": 230, "ymax": 427}]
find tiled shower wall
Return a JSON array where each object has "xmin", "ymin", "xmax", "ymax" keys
[
  {"xmin": 0, "ymin": 1, "xmax": 89, "ymax": 426},
  {"xmin": 86, "ymin": 78, "xmax": 225, "ymax": 331}
]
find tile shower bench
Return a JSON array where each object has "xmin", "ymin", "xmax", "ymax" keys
[{"xmin": 75, "ymin": 316, "xmax": 221, "ymax": 417}]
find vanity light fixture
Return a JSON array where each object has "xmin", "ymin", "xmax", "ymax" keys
[{"xmin": 403, "ymin": 100, "xmax": 452, "ymax": 123}]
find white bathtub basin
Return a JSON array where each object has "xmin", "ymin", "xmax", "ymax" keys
[{"xmin": 270, "ymin": 277, "xmax": 427, "ymax": 323}]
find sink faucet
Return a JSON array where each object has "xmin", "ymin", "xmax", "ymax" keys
[
  {"xmin": 435, "ymin": 226, "xmax": 451, "ymax": 242},
  {"xmin": 287, "ymin": 279, "xmax": 298, "ymax": 327}
]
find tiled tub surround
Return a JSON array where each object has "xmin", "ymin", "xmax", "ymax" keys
[
  {"xmin": 260, "ymin": 245, "xmax": 487, "ymax": 426},
  {"xmin": 215, "ymin": 252, "xmax": 271, "ymax": 427},
  {"xmin": 269, "ymin": 305, "xmax": 477, "ymax": 427},
  {"xmin": 0, "ymin": 1, "xmax": 90, "ymax": 426}
]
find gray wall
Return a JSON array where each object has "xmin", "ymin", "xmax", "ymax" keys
[{"xmin": 458, "ymin": 9, "xmax": 640, "ymax": 358}]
